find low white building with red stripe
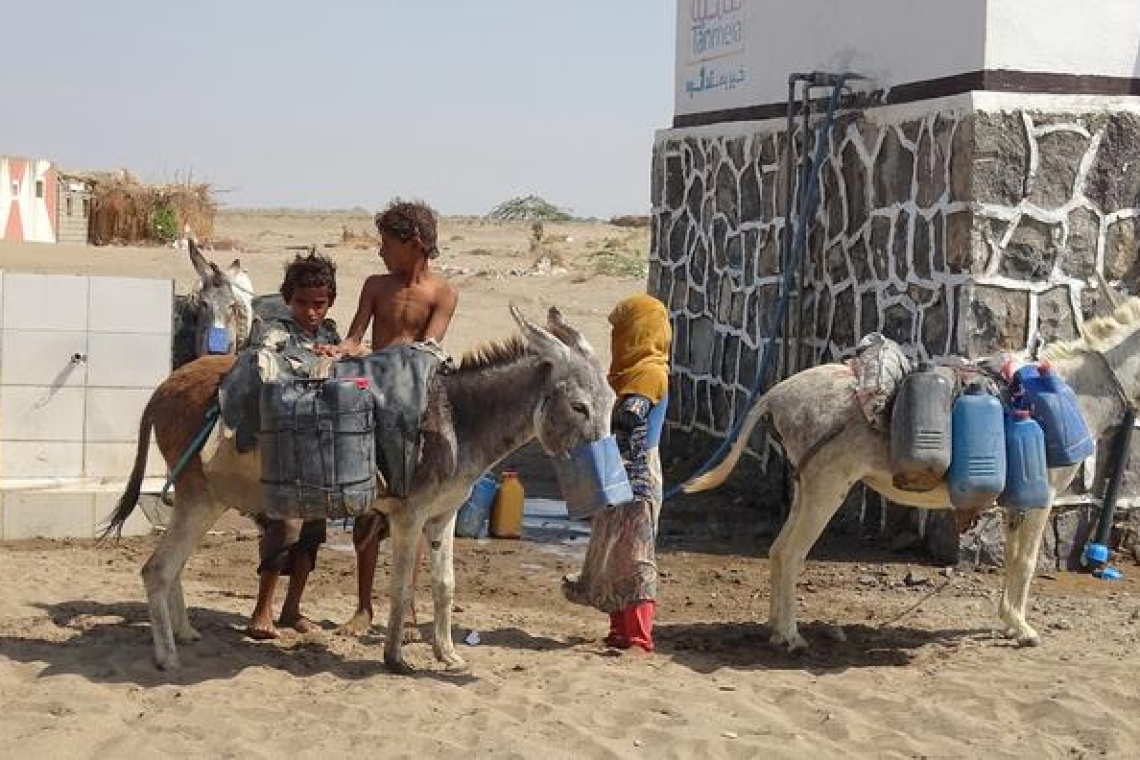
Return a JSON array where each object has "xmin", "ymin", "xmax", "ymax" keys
[{"xmin": 0, "ymin": 156, "xmax": 58, "ymax": 243}]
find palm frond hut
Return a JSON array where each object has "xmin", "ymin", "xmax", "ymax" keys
[{"xmin": 87, "ymin": 171, "xmax": 216, "ymax": 246}]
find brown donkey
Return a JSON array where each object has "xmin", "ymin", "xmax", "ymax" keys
[{"xmin": 106, "ymin": 307, "xmax": 616, "ymax": 674}]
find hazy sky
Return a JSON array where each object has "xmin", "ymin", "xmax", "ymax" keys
[{"xmin": 3, "ymin": 2, "xmax": 675, "ymax": 218}]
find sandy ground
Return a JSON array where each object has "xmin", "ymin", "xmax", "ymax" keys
[{"xmin": 1, "ymin": 212, "xmax": 1139, "ymax": 758}]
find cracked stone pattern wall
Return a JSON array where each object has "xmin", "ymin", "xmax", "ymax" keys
[{"xmin": 651, "ymin": 107, "xmax": 1140, "ymax": 509}]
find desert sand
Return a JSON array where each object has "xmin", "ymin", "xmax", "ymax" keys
[{"xmin": 0, "ymin": 211, "xmax": 1138, "ymax": 759}]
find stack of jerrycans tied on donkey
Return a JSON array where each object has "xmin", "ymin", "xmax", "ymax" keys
[
  {"xmin": 258, "ymin": 344, "xmax": 448, "ymax": 519},
  {"xmin": 856, "ymin": 334, "xmax": 1094, "ymax": 512}
]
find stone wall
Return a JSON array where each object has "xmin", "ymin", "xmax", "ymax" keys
[{"xmin": 651, "ymin": 104, "xmax": 1140, "ymax": 558}]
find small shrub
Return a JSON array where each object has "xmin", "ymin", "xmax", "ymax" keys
[
  {"xmin": 149, "ymin": 204, "xmax": 179, "ymax": 243},
  {"xmin": 587, "ymin": 249, "xmax": 648, "ymax": 278}
]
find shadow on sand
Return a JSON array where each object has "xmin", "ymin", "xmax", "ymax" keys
[
  {"xmin": 654, "ymin": 619, "xmax": 999, "ymax": 675},
  {"xmin": 0, "ymin": 599, "xmax": 483, "ymax": 686}
]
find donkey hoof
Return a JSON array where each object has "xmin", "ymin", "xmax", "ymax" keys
[
  {"xmin": 771, "ymin": 630, "xmax": 808, "ymax": 653},
  {"xmin": 435, "ymin": 648, "xmax": 469, "ymax": 673},
  {"xmin": 154, "ymin": 654, "xmax": 181, "ymax": 671},
  {"xmin": 175, "ymin": 627, "xmax": 202, "ymax": 644},
  {"xmin": 401, "ymin": 623, "xmax": 422, "ymax": 644},
  {"xmin": 443, "ymin": 656, "xmax": 470, "ymax": 674},
  {"xmin": 384, "ymin": 651, "xmax": 416, "ymax": 676},
  {"xmin": 1016, "ymin": 632, "xmax": 1041, "ymax": 648}
]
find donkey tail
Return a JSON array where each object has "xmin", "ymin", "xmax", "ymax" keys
[
  {"xmin": 682, "ymin": 392, "xmax": 771, "ymax": 493},
  {"xmin": 99, "ymin": 398, "xmax": 155, "ymax": 541}
]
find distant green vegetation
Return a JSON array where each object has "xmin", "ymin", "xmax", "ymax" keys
[
  {"xmin": 486, "ymin": 195, "xmax": 573, "ymax": 222},
  {"xmin": 149, "ymin": 204, "xmax": 179, "ymax": 243}
]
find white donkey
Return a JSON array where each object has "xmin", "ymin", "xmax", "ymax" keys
[
  {"xmin": 685, "ymin": 288, "xmax": 1140, "ymax": 652},
  {"xmin": 104, "ymin": 307, "xmax": 615, "ymax": 673}
]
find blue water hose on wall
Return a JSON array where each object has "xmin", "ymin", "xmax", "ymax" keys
[{"xmin": 664, "ymin": 74, "xmax": 850, "ymax": 501}]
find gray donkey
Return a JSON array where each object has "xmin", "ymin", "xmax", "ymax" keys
[
  {"xmin": 171, "ymin": 238, "xmax": 258, "ymax": 368},
  {"xmin": 685, "ymin": 285, "xmax": 1140, "ymax": 652},
  {"xmin": 105, "ymin": 306, "xmax": 616, "ymax": 674}
]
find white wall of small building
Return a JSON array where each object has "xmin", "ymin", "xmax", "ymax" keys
[
  {"xmin": 675, "ymin": 0, "xmax": 1140, "ymax": 118},
  {"xmin": 985, "ymin": 0, "xmax": 1140, "ymax": 77}
]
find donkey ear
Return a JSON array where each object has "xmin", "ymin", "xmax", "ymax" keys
[
  {"xmin": 188, "ymin": 237, "xmax": 213, "ymax": 285},
  {"xmin": 512, "ymin": 304, "xmax": 566, "ymax": 360},
  {"xmin": 546, "ymin": 306, "xmax": 594, "ymax": 355},
  {"xmin": 207, "ymin": 261, "xmax": 226, "ymax": 289},
  {"xmin": 1096, "ymin": 271, "xmax": 1125, "ymax": 311}
]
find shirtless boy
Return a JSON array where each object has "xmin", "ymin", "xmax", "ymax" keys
[{"xmin": 336, "ymin": 199, "xmax": 458, "ymax": 634}]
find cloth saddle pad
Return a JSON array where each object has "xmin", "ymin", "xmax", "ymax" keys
[
  {"xmin": 848, "ymin": 333, "xmax": 911, "ymax": 432},
  {"xmin": 332, "ymin": 343, "xmax": 445, "ymax": 498}
]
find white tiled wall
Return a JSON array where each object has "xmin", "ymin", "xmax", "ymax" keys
[
  {"xmin": 86, "ymin": 333, "xmax": 170, "ymax": 388},
  {"xmin": 0, "ymin": 273, "xmax": 174, "ymax": 537},
  {"xmin": 2, "ymin": 491, "xmax": 95, "ymax": 540},
  {"xmin": 0, "ymin": 387, "xmax": 86, "ymax": 442},
  {"xmin": 2, "ymin": 274, "xmax": 88, "ymax": 331},
  {"xmin": 0, "ymin": 331, "xmax": 87, "ymax": 386},
  {"xmin": 89, "ymin": 277, "xmax": 172, "ymax": 334},
  {"xmin": 0, "ymin": 442, "xmax": 85, "ymax": 479}
]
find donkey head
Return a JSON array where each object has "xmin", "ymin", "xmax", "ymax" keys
[
  {"xmin": 512, "ymin": 305, "xmax": 616, "ymax": 456},
  {"xmin": 188, "ymin": 238, "xmax": 255, "ymax": 357}
]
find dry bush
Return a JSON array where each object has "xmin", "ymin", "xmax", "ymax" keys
[
  {"xmin": 88, "ymin": 172, "xmax": 216, "ymax": 246},
  {"xmin": 609, "ymin": 215, "xmax": 651, "ymax": 228}
]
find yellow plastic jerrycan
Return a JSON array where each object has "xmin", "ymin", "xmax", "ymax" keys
[{"xmin": 490, "ymin": 470, "xmax": 525, "ymax": 539}]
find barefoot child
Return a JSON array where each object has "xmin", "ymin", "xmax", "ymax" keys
[
  {"xmin": 333, "ymin": 199, "xmax": 458, "ymax": 634},
  {"xmin": 247, "ymin": 252, "xmax": 341, "ymax": 639}
]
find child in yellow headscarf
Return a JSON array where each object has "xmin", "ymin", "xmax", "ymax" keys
[{"xmin": 563, "ymin": 293, "xmax": 672, "ymax": 652}]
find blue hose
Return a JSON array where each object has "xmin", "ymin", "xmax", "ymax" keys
[{"xmin": 665, "ymin": 76, "xmax": 848, "ymax": 501}]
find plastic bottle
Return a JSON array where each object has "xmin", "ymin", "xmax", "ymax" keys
[
  {"xmin": 999, "ymin": 410, "xmax": 1050, "ymax": 510},
  {"xmin": 490, "ymin": 470, "xmax": 525, "ymax": 539},
  {"xmin": 455, "ymin": 474, "xmax": 499, "ymax": 538},
  {"xmin": 890, "ymin": 360, "xmax": 954, "ymax": 491},
  {"xmin": 947, "ymin": 383, "xmax": 1006, "ymax": 511}
]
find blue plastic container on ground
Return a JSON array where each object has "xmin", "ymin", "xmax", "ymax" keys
[
  {"xmin": 999, "ymin": 410, "xmax": 1050, "ymax": 510},
  {"xmin": 947, "ymin": 383, "xmax": 1006, "ymax": 511},
  {"xmin": 455, "ymin": 474, "xmax": 499, "ymax": 538},
  {"xmin": 1012, "ymin": 363, "xmax": 1094, "ymax": 467}
]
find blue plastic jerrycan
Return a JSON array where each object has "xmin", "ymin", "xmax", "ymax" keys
[
  {"xmin": 1012, "ymin": 362, "xmax": 1094, "ymax": 467},
  {"xmin": 999, "ymin": 410, "xmax": 1051, "ymax": 510},
  {"xmin": 455, "ymin": 474, "xmax": 499, "ymax": 538},
  {"xmin": 947, "ymin": 383, "xmax": 1006, "ymax": 511}
]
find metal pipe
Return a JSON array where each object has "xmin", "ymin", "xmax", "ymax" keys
[
  {"xmin": 789, "ymin": 81, "xmax": 816, "ymax": 377},
  {"xmin": 779, "ymin": 78, "xmax": 798, "ymax": 381},
  {"xmin": 1082, "ymin": 408, "xmax": 1134, "ymax": 580},
  {"xmin": 1095, "ymin": 409, "xmax": 1134, "ymax": 546}
]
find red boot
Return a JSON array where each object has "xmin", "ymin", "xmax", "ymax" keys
[
  {"xmin": 622, "ymin": 600, "xmax": 656, "ymax": 652},
  {"xmin": 604, "ymin": 612, "xmax": 628, "ymax": 649}
]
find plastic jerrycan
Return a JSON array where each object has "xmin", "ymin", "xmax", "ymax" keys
[
  {"xmin": 947, "ymin": 383, "xmax": 1006, "ymax": 511},
  {"xmin": 999, "ymin": 410, "xmax": 1050, "ymax": 510},
  {"xmin": 490, "ymin": 470, "xmax": 525, "ymax": 539},
  {"xmin": 890, "ymin": 360, "xmax": 954, "ymax": 491},
  {"xmin": 455, "ymin": 474, "xmax": 499, "ymax": 538},
  {"xmin": 1031, "ymin": 362, "xmax": 1094, "ymax": 467}
]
